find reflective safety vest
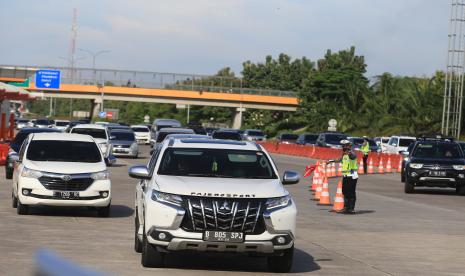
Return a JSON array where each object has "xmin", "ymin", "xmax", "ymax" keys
[
  {"xmin": 342, "ymin": 154, "xmax": 358, "ymax": 176},
  {"xmin": 361, "ymin": 143, "xmax": 370, "ymax": 155}
]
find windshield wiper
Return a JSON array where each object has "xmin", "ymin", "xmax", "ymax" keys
[{"xmin": 186, "ymin": 173, "xmax": 234, "ymax": 178}]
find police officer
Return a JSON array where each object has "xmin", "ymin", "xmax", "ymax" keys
[
  {"xmin": 361, "ymin": 136, "xmax": 370, "ymax": 174},
  {"xmin": 339, "ymin": 140, "xmax": 358, "ymax": 214}
]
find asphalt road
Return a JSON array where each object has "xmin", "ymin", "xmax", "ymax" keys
[{"xmin": 1, "ymin": 146, "xmax": 464, "ymax": 275}]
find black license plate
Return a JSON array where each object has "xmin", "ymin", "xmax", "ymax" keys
[
  {"xmin": 429, "ymin": 171, "xmax": 446, "ymax": 177},
  {"xmin": 203, "ymin": 231, "xmax": 244, "ymax": 243},
  {"xmin": 53, "ymin": 191, "xmax": 79, "ymax": 199},
  {"xmin": 114, "ymin": 149, "xmax": 126, "ymax": 153}
]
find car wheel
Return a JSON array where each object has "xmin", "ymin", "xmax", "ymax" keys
[
  {"xmin": 17, "ymin": 199, "xmax": 28, "ymax": 215},
  {"xmin": 456, "ymin": 185, "xmax": 465, "ymax": 196},
  {"xmin": 141, "ymin": 232, "xmax": 165, "ymax": 268},
  {"xmin": 404, "ymin": 179, "xmax": 415, "ymax": 194},
  {"xmin": 12, "ymin": 191, "xmax": 18, "ymax": 208},
  {"xmin": 5, "ymin": 166, "xmax": 13, "ymax": 180},
  {"xmin": 400, "ymin": 168, "xmax": 405, "ymax": 183},
  {"xmin": 97, "ymin": 204, "xmax": 111, "ymax": 217},
  {"xmin": 267, "ymin": 246, "xmax": 294, "ymax": 273},
  {"xmin": 134, "ymin": 210, "xmax": 142, "ymax": 253}
]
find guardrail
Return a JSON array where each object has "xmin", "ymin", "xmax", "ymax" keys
[{"xmin": 0, "ymin": 65, "xmax": 298, "ymax": 97}]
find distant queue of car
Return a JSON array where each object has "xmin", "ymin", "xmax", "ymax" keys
[{"xmin": 275, "ymin": 132, "xmax": 420, "ymax": 154}]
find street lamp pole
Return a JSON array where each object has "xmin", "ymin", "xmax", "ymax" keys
[{"xmin": 78, "ymin": 48, "xmax": 110, "ymax": 84}]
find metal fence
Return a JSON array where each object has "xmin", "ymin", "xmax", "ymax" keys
[{"xmin": 0, "ymin": 65, "xmax": 297, "ymax": 97}]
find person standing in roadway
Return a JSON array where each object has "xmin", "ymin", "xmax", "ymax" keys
[
  {"xmin": 361, "ymin": 137, "xmax": 370, "ymax": 174},
  {"xmin": 339, "ymin": 140, "xmax": 359, "ymax": 214}
]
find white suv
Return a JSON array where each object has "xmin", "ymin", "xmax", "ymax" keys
[
  {"xmin": 70, "ymin": 124, "xmax": 115, "ymax": 165},
  {"xmin": 131, "ymin": 125, "xmax": 151, "ymax": 144},
  {"xmin": 10, "ymin": 133, "xmax": 111, "ymax": 217},
  {"xmin": 129, "ymin": 138, "xmax": 299, "ymax": 272},
  {"xmin": 385, "ymin": 135, "xmax": 417, "ymax": 154}
]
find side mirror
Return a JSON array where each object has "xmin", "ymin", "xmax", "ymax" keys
[
  {"xmin": 10, "ymin": 153, "xmax": 20, "ymax": 163},
  {"xmin": 399, "ymin": 151, "xmax": 409, "ymax": 156},
  {"xmin": 149, "ymin": 149, "xmax": 154, "ymax": 155},
  {"xmin": 129, "ymin": 165, "xmax": 151, "ymax": 179},
  {"xmin": 105, "ymin": 155, "xmax": 117, "ymax": 166},
  {"xmin": 109, "ymin": 136, "xmax": 116, "ymax": 140},
  {"xmin": 282, "ymin": 170, "xmax": 300, "ymax": 185}
]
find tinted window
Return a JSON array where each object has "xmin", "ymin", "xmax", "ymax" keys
[
  {"xmin": 26, "ymin": 140, "xmax": 102, "ymax": 162},
  {"xmin": 304, "ymin": 134, "xmax": 318, "ymax": 143},
  {"xmin": 326, "ymin": 134, "xmax": 347, "ymax": 144},
  {"xmin": 389, "ymin": 137, "xmax": 399, "ymax": 146},
  {"xmin": 351, "ymin": 138, "xmax": 364, "ymax": 145},
  {"xmin": 35, "ymin": 120, "xmax": 51, "ymax": 125},
  {"xmin": 368, "ymin": 139, "xmax": 377, "ymax": 147},
  {"xmin": 17, "ymin": 119, "xmax": 29, "ymax": 123},
  {"xmin": 112, "ymin": 132, "xmax": 135, "ymax": 141},
  {"xmin": 158, "ymin": 148, "xmax": 277, "ymax": 179},
  {"xmin": 132, "ymin": 127, "xmax": 149, "ymax": 132},
  {"xmin": 399, "ymin": 138, "xmax": 416, "ymax": 147},
  {"xmin": 247, "ymin": 131, "xmax": 264, "ymax": 136},
  {"xmin": 55, "ymin": 121, "xmax": 69, "ymax": 126},
  {"xmin": 413, "ymin": 143, "xmax": 462, "ymax": 159},
  {"xmin": 382, "ymin": 138, "xmax": 390, "ymax": 143},
  {"xmin": 212, "ymin": 132, "xmax": 242, "ymax": 141},
  {"xmin": 71, "ymin": 128, "xmax": 107, "ymax": 139},
  {"xmin": 281, "ymin": 134, "xmax": 298, "ymax": 140}
]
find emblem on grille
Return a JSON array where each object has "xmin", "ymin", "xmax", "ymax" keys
[
  {"xmin": 433, "ymin": 165, "xmax": 440, "ymax": 170},
  {"xmin": 219, "ymin": 201, "xmax": 231, "ymax": 211},
  {"xmin": 61, "ymin": 175, "xmax": 72, "ymax": 181}
]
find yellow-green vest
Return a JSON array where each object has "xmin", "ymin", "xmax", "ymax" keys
[
  {"xmin": 361, "ymin": 143, "xmax": 370, "ymax": 155},
  {"xmin": 342, "ymin": 154, "xmax": 358, "ymax": 176}
]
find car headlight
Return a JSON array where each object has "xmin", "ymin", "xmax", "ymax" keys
[
  {"xmin": 453, "ymin": 165, "xmax": 465, "ymax": 171},
  {"xmin": 21, "ymin": 167, "xmax": 43, "ymax": 178},
  {"xmin": 151, "ymin": 190, "xmax": 183, "ymax": 206},
  {"xmin": 91, "ymin": 170, "xmax": 109, "ymax": 180},
  {"xmin": 98, "ymin": 143, "xmax": 108, "ymax": 154},
  {"xmin": 266, "ymin": 195, "xmax": 292, "ymax": 211},
  {"xmin": 409, "ymin": 163, "xmax": 423, "ymax": 169}
]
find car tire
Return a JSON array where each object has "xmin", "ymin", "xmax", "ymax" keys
[
  {"xmin": 267, "ymin": 246, "xmax": 294, "ymax": 273},
  {"xmin": 404, "ymin": 179, "xmax": 415, "ymax": 194},
  {"xmin": 134, "ymin": 211, "xmax": 142, "ymax": 253},
  {"xmin": 5, "ymin": 166, "xmax": 13, "ymax": 180},
  {"xmin": 17, "ymin": 199, "xmax": 28, "ymax": 215},
  {"xmin": 400, "ymin": 167, "xmax": 405, "ymax": 183},
  {"xmin": 456, "ymin": 185, "xmax": 465, "ymax": 196},
  {"xmin": 141, "ymin": 233, "xmax": 165, "ymax": 268},
  {"xmin": 12, "ymin": 192, "xmax": 18, "ymax": 208},
  {"xmin": 97, "ymin": 204, "xmax": 111, "ymax": 217}
]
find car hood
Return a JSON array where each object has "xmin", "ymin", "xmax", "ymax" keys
[
  {"xmin": 410, "ymin": 157, "xmax": 465, "ymax": 165},
  {"xmin": 110, "ymin": 140, "xmax": 134, "ymax": 146},
  {"xmin": 24, "ymin": 160, "xmax": 106, "ymax": 174},
  {"xmin": 154, "ymin": 175, "xmax": 287, "ymax": 198},
  {"xmin": 94, "ymin": 138, "xmax": 108, "ymax": 144}
]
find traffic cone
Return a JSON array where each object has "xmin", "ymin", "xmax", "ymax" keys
[
  {"xmin": 368, "ymin": 158, "xmax": 374, "ymax": 174},
  {"xmin": 386, "ymin": 157, "xmax": 392, "ymax": 173},
  {"xmin": 397, "ymin": 157, "xmax": 402, "ymax": 173},
  {"xmin": 331, "ymin": 180, "xmax": 345, "ymax": 212},
  {"xmin": 313, "ymin": 179, "xmax": 322, "ymax": 201},
  {"xmin": 331, "ymin": 163, "xmax": 336, "ymax": 177},
  {"xmin": 378, "ymin": 158, "xmax": 384, "ymax": 174},
  {"xmin": 326, "ymin": 163, "xmax": 331, "ymax": 176},
  {"xmin": 318, "ymin": 177, "xmax": 331, "ymax": 206},
  {"xmin": 311, "ymin": 171, "xmax": 318, "ymax": 191},
  {"xmin": 337, "ymin": 162, "xmax": 343, "ymax": 177},
  {"xmin": 358, "ymin": 159, "xmax": 364, "ymax": 174}
]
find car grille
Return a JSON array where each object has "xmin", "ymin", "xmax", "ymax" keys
[
  {"xmin": 422, "ymin": 164, "xmax": 453, "ymax": 170},
  {"xmin": 114, "ymin": 144, "xmax": 130, "ymax": 148},
  {"xmin": 181, "ymin": 197, "xmax": 266, "ymax": 234},
  {"xmin": 38, "ymin": 175, "xmax": 94, "ymax": 191}
]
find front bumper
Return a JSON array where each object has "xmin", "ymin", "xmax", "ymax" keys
[
  {"xmin": 407, "ymin": 168, "xmax": 465, "ymax": 187},
  {"xmin": 112, "ymin": 148, "xmax": 138, "ymax": 157},
  {"xmin": 135, "ymin": 136, "xmax": 150, "ymax": 144},
  {"xmin": 141, "ymin": 199, "xmax": 297, "ymax": 254},
  {"xmin": 17, "ymin": 178, "xmax": 111, "ymax": 207}
]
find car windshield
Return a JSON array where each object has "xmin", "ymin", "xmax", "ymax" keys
[
  {"xmin": 412, "ymin": 142, "xmax": 462, "ymax": 159},
  {"xmin": 36, "ymin": 120, "xmax": 50, "ymax": 125},
  {"xmin": 304, "ymin": 134, "xmax": 318, "ymax": 142},
  {"xmin": 132, "ymin": 127, "xmax": 149, "ymax": 132},
  {"xmin": 17, "ymin": 119, "xmax": 29, "ymax": 123},
  {"xmin": 352, "ymin": 138, "xmax": 364, "ymax": 145},
  {"xmin": 158, "ymin": 148, "xmax": 277, "ymax": 179},
  {"xmin": 399, "ymin": 138, "xmax": 416, "ymax": 147},
  {"xmin": 112, "ymin": 132, "xmax": 135, "ymax": 141},
  {"xmin": 382, "ymin": 138, "xmax": 390, "ymax": 143},
  {"xmin": 281, "ymin": 134, "xmax": 298, "ymax": 140},
  {"xmin": 13, "ymin": 130, "xmax": 60, "ymax": 146},
  {"xmin": 326, "ymin": 134, "xmax": 347, "ymax": 144},
  {"xmin": 55, "ymin": 121, "xmax": 69, "ymax": 126},
  {"xmin": 212, "ymin": 132, "xmax": 242, "ymax": 141},
  {"xmin": 26, "ymin": 140, "xmax": 102, "ymax": 162},
  {"xmin": 247, "ymin": 131, "xmax": 264, "ymax": 136},
  {"xmin": 368, "ymin": 139, "xmax": 377, "ymax": 147},
  {"xmin": 71, "ymin": 128, "xmax": 107, "ymax": 139}
]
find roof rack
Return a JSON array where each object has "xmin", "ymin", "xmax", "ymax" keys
[{"xmin": 417, "ymin": 134, "xmax": 455, "ymax": 142}]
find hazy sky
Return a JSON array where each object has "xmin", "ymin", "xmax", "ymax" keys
[{"xmin": 0, "ymin": 0, "xmax": 449, "ymax": 77}]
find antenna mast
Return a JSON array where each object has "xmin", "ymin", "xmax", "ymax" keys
[{"xmin": 68, "ymin": 8, "xmax": 78, "ymax": 82}]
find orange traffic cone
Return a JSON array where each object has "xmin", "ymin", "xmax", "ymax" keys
[
  {"xmin": 386, "ymin": 157, "xmax": 392, "ymax": 173},
  {"xmin": 397, "ymin": 157, "xmax": 402, "ymax": 173},
  {"xmin": 378, "ymin": 158, "xmax": 384, "ymax": 174},
  {"xmin": 331, "ymin": 180, "xmax": 345, "ymax": 212},
  {"xmin": 358, "ymin": 159, "xmax": 364, "ymax": 174},
  {"xmin": 326, "ymin": 163, "xmax": 331, "ymax": 176},
  {"xmin": 313, "ymin": 176, "xmax": 322, "ymax": 200},
  {"xmin": 318, "ymin": 177, "xmax": 331, "ymax": 206},
  {"xmin": 337, "ymin": 162, "xmax": 343, "ymax": 176},
  {"xmin": 368, "ymin": 158, "xmax": 374, "ymax": 174},
  {"xmin": 311, "ymin": 171, "xmax": 318, "ymax": 191},
  {"xmin": 331, "ymin": 163, "xmax": 336, "ymax": 177}
]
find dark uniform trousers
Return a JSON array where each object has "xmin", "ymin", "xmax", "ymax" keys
[
  {"xmin": 363, "ymin": 154, "xmax": 368, "ymax": 174},
  {"xmin": 342, "ymin": 175, "xmax": 358, "ymax": 210}
]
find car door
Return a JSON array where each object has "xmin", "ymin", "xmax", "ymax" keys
[
  {"xmin": 387, "ymin": 137, "xmax": 399, "ymax": 154},
  {"xmin": 13, "ymin": 138, "xmax": 29, "ymax": 196}
]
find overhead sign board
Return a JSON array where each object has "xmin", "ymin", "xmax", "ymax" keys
[{"xmin": 35, "ymin": 70, "xmax": 61, "ymax": 89}]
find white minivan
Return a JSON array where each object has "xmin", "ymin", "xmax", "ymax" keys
[
  {"xmin": 11, "ymin": 133, "xmax": 112, "ymax": 216},
  {"xmin": 385, "ymin": 135, "xmax": 416, "ymax": 154}
]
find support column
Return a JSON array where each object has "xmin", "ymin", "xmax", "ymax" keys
[
  {"xmin": 89, "ymin": 99, "xmax": 101, "ymax": 118},
  {"xmin": 232, "ymin": 106, "xmax": 246, "ymax": 129}
]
